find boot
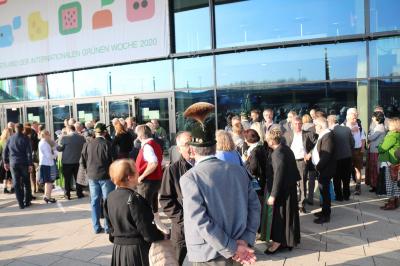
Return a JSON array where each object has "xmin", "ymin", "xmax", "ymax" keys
[
  {"xmin": 383, "ymin": 198, "xmax": 397, "ymax": 210},
  {"xmin": 394, "ymin": 197, "xmax": 399, "ymax": 209},
  {"xmin": 380, "ymin": 199, "xmax": 390, "ymax": 209}
]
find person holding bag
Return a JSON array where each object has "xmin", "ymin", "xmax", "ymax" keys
[
  {"xmin": 378, "ymin": 118, "xmax": 400, "ymax": 210},
  {"xmin": 38, "ymin": 130, "xmax": 58, "ymax": 203}
]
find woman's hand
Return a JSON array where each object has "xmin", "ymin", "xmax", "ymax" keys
[{"xmin": 267, "ymin": 196, "xmax": 275, "ymax": 206}]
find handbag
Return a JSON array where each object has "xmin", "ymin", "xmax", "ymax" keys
[
  {"xmin": 389, "ymin": 163, "xmax": 400, "ymax": 182},
  {"xmin": 77, "ymin": 164, "xmax": 89, "ymax": 186},
  {"xmin": 237, "ymin": 151, "xmax": 261, "ymax": 191},
  {"xmin": 148, "ymin": 240, "xmax": 178, "ymax": 266}
]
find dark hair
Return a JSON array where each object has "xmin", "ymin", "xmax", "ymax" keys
[
  {"xmin": 15, "ymin": 123, "xmax": 24, "ymax": 133},
  {"xmin": 68, "ymin": 125, "xmax": 76, "ymax": 132},
  {"xmin": 243, "ymin": 129, "xmax": 260, "ymax": 144},
  {"xmin": 372, "ymin": 111, "xmax": 385, "ymax": 124}
]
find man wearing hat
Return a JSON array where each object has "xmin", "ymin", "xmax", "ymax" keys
[
  {"xmin": 180, "ymin": 103, "xmax": 261, "ymax": 265},
  {"xmin": 80, "ymin": 123, "xmax": 115, "ymax": 234}
]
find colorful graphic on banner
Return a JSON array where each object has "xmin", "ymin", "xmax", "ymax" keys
[{"xmin": 0, "ymin": 0, "xmax": 169, "ymax": 79}]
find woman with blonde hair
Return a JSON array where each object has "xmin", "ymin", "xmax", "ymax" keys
[
  {"xmin": 112, "ymin": 122, "xmax": 133, "ymax": 159},
  {"xmin": 302, "ymin": 114, "xmax": 315, "ymax": 131},
  {"xmin": 104, "ymin": 159, "xmax": 164, "ymax": 266},
  {"xmin": 215, "ymin": 130, "xmax": 242, "ymax": 166},
  {"xmin": 38, "ymin": 130, "xmax": 58, "ymax": 203},
  {"xmin": 0, "ymin": 128, "xmax": 14, "ymax": 193},
  {"xmin": 231, "ymin": 116, "xmax": 245, "ymax": 153}
]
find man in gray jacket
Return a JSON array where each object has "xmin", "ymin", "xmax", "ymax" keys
[
  {"xmin": 180, "ymin": 102, "xmax": 261, "ymax": 265},
  {"xmin": 328, "ymin": 115, "xmax": 355, "ymax": 201}
]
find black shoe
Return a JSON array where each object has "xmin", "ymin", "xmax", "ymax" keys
[
  {"xmin": 306, "ymin": 200, "xmax": 314, "ymax": 206},
  {"xmin": 64, "ymin": 195, "xmax": 71, "ymax": 200},
  {"xmin": 31, "ymin": 195, "xmax": 37, "ymax": 200},
  {"xmin": 336, "ymin": 197, "xmax": 344, "ymax": 202},
  {"xmin": 95, "ymin": 228, "xmax": 105, "ymax": 234},
  {"xmin": 314, "ymin": 216, "xmax": 330, "ymax": 224},
  {"xmin": 44, "ymin": 197, "xmax": 50, "ymax": 204},
  {"xmin": 19, "ymin": 205, "xmax": 25, "ymax": 209},
  {"xmin": 264, "ymin": 245, "xmax": 292, "ymax": 255},
  {"xmin": 3, "ymin": 188, "xmax": 10, "ymax": 194},
  {"xmin": 299, "ymin": 207, "xmax": 306, "ymax": 213},
  {"xmin": 344, "ymin": 196, "xmax": 350, "ymax": 201},
  {"xmin": 10, "ymin": 188, "xmax": 15, "ymax": 194},
  {"xmin": 49, "ymin": 198, "xmax": 57, "ymax": 203},
  {"xmin": 314, "ymin": 211, "xmax": 323, "ymax": 218},
  {"xmin": 25, "ymin": 202, "xmax": 32, "ymax": 208},
  {"xmin": 77, "ymin": 194, "xmax": 85, "ymax": 199}
]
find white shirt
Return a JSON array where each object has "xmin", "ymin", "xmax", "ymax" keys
[
  {"xmin": 346, "ymin": 123, "xmax": 366, "ymax": 149},
  {"xmin": 39, "ymin": 140, "xmax": 57, "ymax": 166},
  {"xmin": 312, "ymin": 129, "xmax": 331, "ymax": 166},
  {"xmin": 141, "ymin": 139, "xmax": 158, "ymax": 163},
  {"xmin": 291, "ymin": 132, "xmax": 305, "ymax": 160}
]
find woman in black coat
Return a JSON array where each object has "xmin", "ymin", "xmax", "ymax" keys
[
  {"xmin": 264, "ymin": 128, "xmax": 301, "ymax": 254},
  {"xmin": 112, "ymin": 123, "xmax": 134, "ymax": 159},
  {"xmin": 104, "ymin": 159, "xmax": 163, "ymax": 266}
]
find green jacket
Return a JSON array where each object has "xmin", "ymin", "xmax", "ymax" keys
[{"xmin": 378, "ymin": 131, "xmax": 400, "ymax": 164}]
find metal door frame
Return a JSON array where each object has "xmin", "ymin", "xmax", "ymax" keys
[
  {"xmin": 23, "ymin": 101, "xmax": 50, "ymax": 130},
  {"xmin": 74, "ymin": 97, "xmax": 105, "ymax": 124},
  {"xmin": 48, "ymin": 100, "xmax": 74, "ymax": 137},
  {"xmin": 2, "ymin": 103, "xmax": 25, "ymax": 126},
  {"xmin": 104, "ymin": 95, "xmax": 135, "ymax": 126}
]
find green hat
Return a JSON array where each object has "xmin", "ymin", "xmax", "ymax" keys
[
  {"xmin": 94, "ymin": 123, "xmax": 107, "ymax": 133},
  {"xmin": 184, "ymin": 102, "xmax": 216, "ymax": 147}
]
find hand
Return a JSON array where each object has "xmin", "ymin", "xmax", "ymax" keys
[
  {"xmin": 267, "ymin": 196, "xmax": 275, "ymax": 206},
  {"xmin": 138, "ymin": 176, "xmax": 144, "ymax": 184},
  {"xmin": 4, "ymin": 163, "xmax": 10, "ymax": 171},
  {"xmin": 233, "ymin": 242, "xmax": 256, "ymax": 265},
  {"xmin": 304, "ymin": 153, "xmax": 311, "ymax": 161},
  {"xmin": 28, "ymin": 166, "xmax": 33, "ymax": 173}
]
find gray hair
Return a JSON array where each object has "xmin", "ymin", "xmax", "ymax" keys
[
  {"xmin": 176, "ymin": 131, "xmax": 192, "ymax": 146},
  {"xmin": 347, "ymin": 107, "xmax": 358, "ymax": 116},
  {"xmin": 192, "ymin": 145, "xmax": 216, "ymax": 156},
  {"xmin": 327, "ymin": 115, "xmax": 338, "ymax": 124},
  {"xmin": 314, "ymin": 117, "xmax": 328, "ymax": 129}
]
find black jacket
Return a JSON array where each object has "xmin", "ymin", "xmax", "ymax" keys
[
  {"xmin": 3, "ymin": 133, "xmax": 32, "ymax": 166},
  {"xmin": 159, "ymin": 156, "xmax": 192, "ymax": 245},
  {"xmin": 283, "ymin": 130, "xmax": 317, "ymax": 154},
  {"xmin": 315, "ymin": 132, "xmax": 336, "ymax": 178},
  {"xmin": 245, "ymin": 145, "xmax": 269, "ymax": 192},
  {"xmin": 270, "ymin": 144, "xmax": 301, "ymax": 201},
  {"xmin": 104, "ymin": 188, "xmax": 163, "ymax": 245},
  {"xmin": 112, "ymin": 132, "xmax": 134, "ymax": 155},
  {"xmin": 80, "ymin": 137, "xmax": 113, "ymax": 180}
]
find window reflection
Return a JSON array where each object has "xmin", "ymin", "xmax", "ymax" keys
[
  {"xmin": 111, "ymin": 60, "xmax": 172, "ymax": 94},
  {"xmin": 47, "ymin": 72, "xmax": 74, "ymax": 99},
  {"xmin": 217, "ymin": 81, "xmax": 358, "ymax": 129},
  {"xmin": 215, "ymin": 0, "xmax": 365, "ymax": 48},
  {"xmin": 0, "ymin": 76, "xmax": 46, "ymax": 102},
  {"xmin": 370, "ymin": 37, "xmax": 400, "ymax": 78},
  {"xmin": 74, "ymin": 68, "xmax": 111, "ymax": 97},
  {"xmin": 175, "ymin": 90, "xmax": 215, "ymax": 132},
  {"xmin": 216, "ymin": 42, "xmax": 366, "ymax": 87},
  {"xmin": 174, "ymin": 0, "xmax": 211, "ymax": 52},
  {"xmin": 174, "ymin": 56, "xmax": 214, "ymax": 89},
  {"xmin": 370, "ymin": 0, "xmax": 400, "ymax": 32},
  {"xmin": 370, "ymin": 79, "xmax": 400, "ymax": 118}
]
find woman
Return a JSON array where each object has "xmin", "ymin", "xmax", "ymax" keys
[
  {"xmin": 104, "ymin": 159, "xmax": 164, "ymax": 266},
  {"xmin": 302, "ymin": 114, "xmax": 314, "ymax": 132},
  {"xmin": 378, "ymin": 118, "xmax": 400, "ymax": 210},
  {"xmin": 112, "ymin": 123, "xmax": 134, "ymax": 159},
  {"xmin": 367, "ymin": 112, "xmax": 386, "ymax": 193},
  {"xmin": 38, "ymin": 130, "xmax": 58, "ymax": 203},
  {"xmin": 0, "ymin": 128, "xmax": 14, "ymax": 194},
  {"xmin": 264, "ymin": 128, "xmax": 300, "ymax": 254},
  {"xmin": 215, "ymin": 130, "xmax": 242, "ymax": 166}
]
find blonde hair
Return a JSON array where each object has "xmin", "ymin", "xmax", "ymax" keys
[
  {"xmin": 115, "ymin": 122, "xmax": 126, "ymax": 136},
  {"xmin": 109, "ymin": 159, "xmax": 138, "ymax": 186},
  {"xmin": 216, "ymin": 130, "xmax": 235, "ymax": 151},
  {"xmin": 0, "ymin": 128, "xmax": 12, "ymax": 143},
  {"xmin": 388, "ymin": 117, "xmax": 400, "ymax": 132},
  {"xmin": 266, "ymin": 128, "xmax": 282, "ymax": 145},
  {"xmin": 232, "ymin": 123, "xmax": 243, "ymax": 136},
  {"xmin": 302, "ymin": 114, "xmax": 312, "ymax": 124}
]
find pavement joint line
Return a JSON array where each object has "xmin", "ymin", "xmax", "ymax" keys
[
  {"xmin": 371, "ymin": 256, "xmax": 377, "ymax": 266},
  {"xmin": 362, "ymin": 245, "xmax": 366, "ymax": 256},
  {"xmin": 56, "ymin": 201, "xmax": 66, "ymax": 213}
]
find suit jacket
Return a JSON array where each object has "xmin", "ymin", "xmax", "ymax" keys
[
  {"xmin": 283, "ymin": 130, "xmax": 317, "ymax": 154},
  {"xmin": 315, "ymin": 132, "xmax": 336, "ymax": 178},
  {"xmin": 332, "ymin": 125, "xmax": 355, "ymax": 160},
  {"xmin": 57, "ymin": 133, "xmax": 86, "ymax": 164},
  {"xmin": 180, "ymin": 158, "xmax": 261, "ymax": 262},
  {"xmin": 270, "ymin": 144, "xmax": 301, "ymax": 201}
]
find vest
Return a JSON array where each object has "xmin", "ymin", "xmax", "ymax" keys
[{"xmin": 136, "ymin": 139, "xmax": 163, "ymax": 181}]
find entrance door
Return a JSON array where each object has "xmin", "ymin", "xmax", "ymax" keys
[
  {"xmin": 74, "ymin": 98, "xmax": 104, "ymax": 125},
  {"xmin": 50, "ymin": 102, "xmax": 73, "ymax": 138},
  {"xmin": 3, "ymin": 104, "xmax": 24, "ymax": 125},
  {"xmin": 24, "ymin": 102, "xmax": 48, "ymax": 129},
  {"xmin": 105, "ymin": 96, "xmax": 133, "ymax": 136}
]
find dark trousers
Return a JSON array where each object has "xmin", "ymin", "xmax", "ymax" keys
[
  {"xmin": 63, "ymin": 163, "xmax": 83, "ymax": 197},
  {"xmin": 171, "ymin": 223, "xmax": 187, "ymax": 266},
  {"xmin": 333, "ymin": 157, "xmax": 352, "ymax": 200},
  {"xmin": 193, "ymin": 257, "xmax": 241, "ymax": 266},
  {"xmin": 318, "ymin": 176, "xmax": 331, "ymax": 217},
  {"xmin": 10, "ymin": 164, "xmax": 31, "ymax": 208},
  {"xmin": 295, "ymin": 160, "xmax": 307, "ymax": 207},
  {"xmin": 137, "ymin": 179, "xmax": 161, "ymax": 213}
]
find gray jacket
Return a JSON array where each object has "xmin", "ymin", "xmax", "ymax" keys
[
  {"xmin": 332, "ymin": 125, "xmax": 355, "ymax": 160},
  {"xmin": 368, "ymin": 123, "xmax": 386, "ymax": 153},
  {"xmin": 57, "ymin": 133, "xmax": 86, "ymax": 164},
  {"xmin": 180, "ymin": 158, "xmax": 261, "ymax": 263}
]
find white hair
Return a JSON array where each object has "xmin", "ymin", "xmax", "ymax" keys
[
  {"xmin": 346, "ymin": 108, "xmax": 358, "ymax": 116},
  {"xmin": 314, "ymin": 117, "xmax": 328, "ymax": 129}
]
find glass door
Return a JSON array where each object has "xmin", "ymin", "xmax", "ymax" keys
[
  {"xmin": 74, "ymin": 98, "xmax": 104, "ymax": 125},
  {"xmin": 4, "ymin": 105, "xmax": 23, "ymax": 124},
  {"xmin": 50, "ymin": 102, "xmax": 73, "ymax": 139},
  {"xmin": 105, "ymin": 96, "xmax": 133, "ymax": 137},
  {"xmin": 24, "ymin": 103, "xmax": 48, "ymax": 129}
]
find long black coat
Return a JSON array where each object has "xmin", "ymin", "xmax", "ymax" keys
[
  {"xmin": 270, "ymin": 144, "xmax": 301, "ymax": 247},
  {"xmin": 245, "ymin": 145, "xmax": 270, "ymax": 193},
  {"xmin": 315, "ymin": 132, "xmax": 336, "ymax": 179}
]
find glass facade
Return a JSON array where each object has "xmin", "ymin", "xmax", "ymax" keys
[
  {"xmin": 47, "ymin": 72, "xmax": 74, "ymax": 99},
  {"xmin": 174, "ymin": 56, "xmax": 214, "ymax": 89},
  {"xmin": 370, "ymin": 0, "xmax": 400, "ymax": 32},
  {"xmin": 370, "ymin": 37, "xmax": 400, "ymax": 78}
]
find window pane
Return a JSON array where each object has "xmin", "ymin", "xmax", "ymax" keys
[
  {"xmin": 74, "ymin": 68, "xmax": 111, "ymax": 97},
  {"xmin": 47, "ymin": 72, "xmax": 74, "ymax": 99},
  {"xmin": 175, "ymin": 90, "xmax": 215, "ymax": 131},
  {"xmin": 0, "ymin": 76, "xmax": 46, "ymax": 102},
  {"xmin": 174, "ymin": 0, "xmax": 211, "ymax": 52},
  {"xmin": 370, "ymin": 0, "xmax": 400, "ymax": 32},
  {"xmin": 370, "ymin": 79, "xmax": 400, "ymax": 118},
  {"xmin": 174, "ymin": 56, "xmax": 214, "ymax": 90},
  {"xmin": 370, "ymin": 37, "xmax": 400, "ymax": 78},
  {"xmin": 217, "ymin": 81, "xmax": 358, "ymax": 129},
  {"xmin": 111, "ymin": 60, "xmax": 172, "ymax": 94},
  {"xmin": 215, "ymin": 0, "xmax": 365, "ymax": 48},
  {"xmin": 217, "ymin": 42, "xmax": 366, "ymax": 87}
]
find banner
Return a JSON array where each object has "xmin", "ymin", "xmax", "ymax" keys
[{"xmin": 0, "ymin": 0, "xmax": 169, "ymax": 79}]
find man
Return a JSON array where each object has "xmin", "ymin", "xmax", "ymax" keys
[
  {"xmin": 250, "ymin": 109, "xmax": 264, "ymax": 142},
  {"xmin": 280, "ymin": 110, "xmax": 297, "ymax": 133},
  {"xmin": 57, "ymin": 125, "xmax": 86, "ymax": 199},
  {"xmin": 7, "ymin": 122, "xmax": 15, "ymax": 133},
  {"xmin": 152, "ymin": 119, "xmax": 168, "ymax": 150},
  {"xmin": 180, "ymin": 102, "xmax": 261, "ymax": 265},
  {"xmin": 262, "ymin": 108, "xmax": 279, "ymax": 135},
  {"xmin": 80, "ymin": 123, "xmax": 115, "ymax": 233},
  {"xmin": 311, "ymin": 117, "xmax": 335, "ymax": 224},
  {"xmin": 240, "ymin": 112, "xmax": 251, "ymax": 130},
  {"xmin": 125, "ymin": 116, "xmax": 137, "ymax": 137},
  {"xmin": 3, "ymin": 123, "xmax": 34, "ymax": 209},
  {"xmin": 344, "ymin": 108, "xmax": 366, "ymax": 195},
  {"xmin": 310, "ymin": 109, "xmax": 317, "ymax": 121},
  {"xmin": 328, "ymin": 115, "xmax": 355, "ymax": 201},
  {"xmin": 25, "ymin": 123, "xmax": 39, "ymax": 195},
  {"xmin": 284, "ymin": 116, "xmax": 317, "ymax": 213},
  {"xmin": 250, "ymin": 109, "xmax": 261, "ymax": 125},
  {"xmin": 135, "ymin": 124, "xmax": 170, "ymax": 234},
  {"xmin": 159, "ymin": 131, "xmax": 193, "ymax": 265},
  {"xmin": 74, "ymin": 122, "xmax": 84, "ymax": 135}
]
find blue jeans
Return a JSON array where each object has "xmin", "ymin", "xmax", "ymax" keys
[
  {"xmin": 88, "ymin": 179, "xmax": 115, "ymax": 233},
  {"xmin": 10, "ymin": 164, "xmax": 31, "ymax": 208}
]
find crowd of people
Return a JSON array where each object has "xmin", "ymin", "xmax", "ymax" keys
[{"xmin": 1, "ymin": 102, "xmax": 400, "ymax": 266}]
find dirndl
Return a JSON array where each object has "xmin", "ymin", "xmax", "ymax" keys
[
  {"xmin": 111, "ymin": 243, "xmax": 151, "ymax": 266},
  {"xmin": 260, "ymin": 191, "xmax": 273, "ymax": 242}
]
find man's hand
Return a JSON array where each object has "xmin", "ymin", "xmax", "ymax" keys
[
  {"xmin": 138, "ymin": 175, "xmax": 144, "ymax": 184},
  {"xmin": 28, "ymin": 166, "xmax": 33, "ymax": 173},
  {"xmin": 304, "ymin": 153, "xmax": 311, "ymax": 162},
  {"xmin": 267, "ymin": 196, "xmax": 275, "ymax": 206},
  {"xmin": 4, "ymin": 163, "xmax": 10, "ymax": 171},
  {"xmin": 233, "ymin": 241, "xmax": 256, "ymax": 265}
]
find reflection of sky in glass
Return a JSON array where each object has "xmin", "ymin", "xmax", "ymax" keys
[
  {"xmin": 370, "ymin": 0, "xmax": 400, "ymax": 32},
  {"xmin": 370, "ymin": 37, "xmax": 400, "ymax": 77},
  {"xmin": 215, "ymin": 0, "xmax": 364, "ymax": 48},
  {"xmin": 216, "ymin": 42, "xmax": 367, "ymax": 87},
  {"xmin": 74, "ymin": 68, "xmax": 111, "ymax": 97},
  {"xmin": 111, "ymin": 60, "xmax": 172, "ymax": 94},
  {"xmin": 174, "ymin": 56, "xmax": 214, "ymax": 89},
  {"xmin": 175, "ymin": 6, "xmax": 211, "ymax": 52},
  {"xmin": 48, "ymin": 72, "xmax": 74, "ymax": 99}
]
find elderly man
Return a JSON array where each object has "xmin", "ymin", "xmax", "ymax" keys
[
  {"xmin": 180, "ymin": 102, "xmax": 261, "ymax": 265},
  {"xmin": 262, "ymin": 108, "xmax": 279, "ymax": 135},
  {"xmin": 280, "ymin": 110, "xmax": 297, "ymax": 133},
  {"xmin": 159, "ymin": 131, "xmax": 193, "ymax": 265}
]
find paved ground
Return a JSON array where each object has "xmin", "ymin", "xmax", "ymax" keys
[{"xmin": 0, "ymin": 184, "xmax": 400, "ymax": 266}]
